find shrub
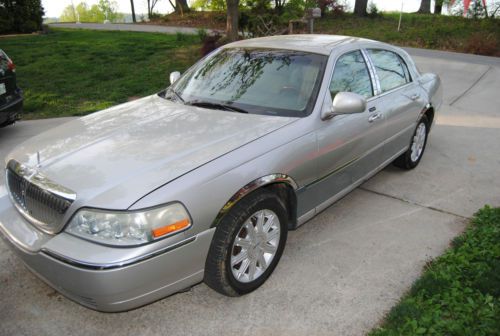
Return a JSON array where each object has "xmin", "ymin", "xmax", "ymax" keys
[
  {"xmin": 197, "ymin": 28, "xmax": 208, "ymax": 42},
  {"xmin": 200, "ymin": 33, "xmax": 224, "ymax": 56},
  {"xmin": 149, "ymin": 12, "xmax": 163, "ymax": 20},
  {"xmin": 368, "ymin": 1, "xmax": 381, "ymax": 17},
  {"xmin": 464, "ymin": 32, "xmax": 499, "ymax": 56},
  {"xmin": 176, "ymin": 31, "xmax": 188, "ymax": 41}
]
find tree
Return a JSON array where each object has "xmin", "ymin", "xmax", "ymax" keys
[
  {"xmin": 60, "ymin": 1, "xmax": 123, "ymax": 23},
  {"xmin": 418, "ymin": 0, "xmax": 431, "ymax": 13},
  {"xmin": 176, "ymin": 0, "xmax": 190, "ymax": 13},
  {"xmin": 226, "ymin": 0, "xmax": 239, "ymax": 41},
  {"xmin": 434, "ymin": 0, "xmax": 444, "ymax": 14},
  {"xmin": 60, "ymin": 4, "xmax": 77, "ymax": 22},
  {"xmin": 167, "ymin": 0, "xmax": 190, "ymax": 14},
  {"xmin": 130, "ymin": 0, "xmax": 136, "ymax": 22},
  {"xmin": 0, "ymin": 0, "xmax": 44, "ymax": 33},
  {"xmin": 193, "ymin": 0, "xmax": 226, "ymax": 10},
  {"xmin": 354, "ymin": 0, "xmax": 368, "ymax": 16},
  {"xmin": 147, "ymin": 0, "xmax": 160, "ymax": 17},
  {"xmin": 98, "ymin": 0, "xmax": 121, "ymax": 21},
  {"xmin": 274, "ymin": 0, "xmax": 287, "ymax": 14}
]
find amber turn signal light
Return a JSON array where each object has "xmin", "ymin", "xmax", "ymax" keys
[{"xmin": 152, "ymin": 218, "xmax": 190, "ymax": 238}]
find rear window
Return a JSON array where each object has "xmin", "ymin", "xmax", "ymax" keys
[{"xmin": 368, "ymin": 49, "xmax": 411, "ymax": 93}]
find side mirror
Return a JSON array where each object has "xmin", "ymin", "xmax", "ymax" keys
[
  {"xmin": 321, "ymin": 92, "xmax": 367, "ymax": 120},
  {"xmin": 169, "ymin": 71, "xmax": 181, "ymax": 85}
]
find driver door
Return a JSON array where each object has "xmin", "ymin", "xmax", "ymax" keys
[{"xmin": 311, "ymin": 49, "xmax": 387, "ymax": 207}]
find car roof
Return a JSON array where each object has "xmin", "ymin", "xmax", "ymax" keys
[{"xmin": 223, "ymin": 34, "xmax": 378, "ymax": 55}]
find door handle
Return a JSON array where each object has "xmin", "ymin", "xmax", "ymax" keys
[
  {"xmin": 410, "ymin": 93, "xmax": 420, "ymax": 101},
  {"xmin": 368, "ymin": 113, "xmax": 382, "ymax": 123}
]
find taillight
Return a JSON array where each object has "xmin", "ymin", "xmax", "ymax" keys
[{"xmin": 7, "ymin": 59, "xmax": 15, "ymax": 72}]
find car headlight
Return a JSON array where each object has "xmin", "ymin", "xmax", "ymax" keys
[{"xmin": 65, "ymin": 203, "xmax": 191, "ymax": 246}]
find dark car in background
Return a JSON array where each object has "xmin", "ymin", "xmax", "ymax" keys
[{"xmin": 0, "ymin": 49, "xmax": 22, "ymax": 127}]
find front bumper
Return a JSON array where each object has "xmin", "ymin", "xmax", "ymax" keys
[{"xmin": 0, "ymin": 195, "xmax": 214, "ymax": 312}]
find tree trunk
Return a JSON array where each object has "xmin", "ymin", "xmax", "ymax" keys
[
  {"xmin": 434, "ymin": 3, "xmax": 442, "ymax": 14},
  {"xmin": 175, "ymin": 0, "xmax": 190, "ymax": 14},
  {"xmin": 418, "ymin": 0, "xmax": 431, "ymax": 13},
  {"xmin": 354, "ymin": 0, "xmax": 368, "ymax": 16},
  {"xmin": 433, "ymin": 0, "xmax": 443, "ymax": 14},
  {"xmin": 226, "ymin": 0, "xmax": 239, "ymax": 42},
  {"xmin": 130, "ymin": 0, "xmax": 136, "ymax": 22}
]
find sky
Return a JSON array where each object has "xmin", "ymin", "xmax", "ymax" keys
[{"xmin": 42, "ymin": 0, "xmax": 426, "ymax": 18}]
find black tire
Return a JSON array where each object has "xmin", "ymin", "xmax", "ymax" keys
[
  {"xmin": 393, "ymin": 115, "xmax": 429, "ymax": 170},
  {"xmin": 204, "ymin": 189, "xmax": 288, "ymax": 296}
]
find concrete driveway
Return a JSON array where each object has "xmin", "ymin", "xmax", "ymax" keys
[{"xmin": 1, "ymin": 49, "xmax": 499, "ymax": 336}]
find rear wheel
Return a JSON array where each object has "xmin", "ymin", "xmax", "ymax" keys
[
  {"xmin": 393, "ymin": 115, "xmax": 429, "ymax": 170},
  {"xmin": 204, "ymin": 189, "xmax": 288, "ymax": 296}
]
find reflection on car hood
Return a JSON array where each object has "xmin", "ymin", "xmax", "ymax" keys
[{"xmin": 7, "ymin": 95, "xmax": 297, "ymax": 208}]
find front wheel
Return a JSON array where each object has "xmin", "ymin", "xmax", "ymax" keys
[
  {"xmin": 393, "ymin": 115, "xmax": 429, "ymax": 170},
  {"xmin": 204, "ymin": 190, "xmax": 288, "ymax": 296}
]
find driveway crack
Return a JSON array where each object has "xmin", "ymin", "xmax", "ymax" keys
[
  {"xmin": 450, "ymin": 66, "xmax": 491, "ymax": 106},
  {"xmin": 359, "ymin": 187, "xmax": 470, "ymax": 220}
]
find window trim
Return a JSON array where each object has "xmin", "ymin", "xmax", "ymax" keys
[
  {"xmin": 361, "ymin": 49, "xmax": 381, "ymax": 96},
  {"xmin": 397, "ymin": 54, "xmax": 412, "ymax": 83}
]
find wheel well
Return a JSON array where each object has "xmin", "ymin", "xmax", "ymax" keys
[
  {"xmin": 424, "ymin": 107, "xmax": 435, "ymax": 130},
  {"xmin": 263, "ymin": 183, "xmax": 298, "ymax": 230}
]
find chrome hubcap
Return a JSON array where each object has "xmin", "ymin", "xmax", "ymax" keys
[
  {"xmin": 410, "ymin": 123, "xmax": 426, "ymax": 162},
  {"xmin": 230, "ymin": 209, "xmax": 280, "ymax": 283}
]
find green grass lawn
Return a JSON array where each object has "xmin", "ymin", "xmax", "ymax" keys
[
  {"xmin": 315, "ymin": 13, "xmax": 500, "ymax": 56},
  {"xmin": 0, "ymin": 29, "xmax": 201, "ymax": 119},
  {"xmin": 370, "ymin": 206, "xmax": 500, "ymax": 336}
]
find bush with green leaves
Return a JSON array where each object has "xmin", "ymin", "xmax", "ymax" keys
[
  {"xmin": 197, "ymin": 28, "xmax": 208, "ymax": 42},
  {"xmin": 371, "ymin": 205, "xmax": 500, "ymax": 336}
]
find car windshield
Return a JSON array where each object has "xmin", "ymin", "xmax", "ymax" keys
[{"xmin": 167, "ymin": 48, "xmax": 327, "ymax": 117}]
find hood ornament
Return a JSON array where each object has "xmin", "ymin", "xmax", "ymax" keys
[{"xmin": 36, "ymin": 151, "xmax": 41, "ymax": 168}]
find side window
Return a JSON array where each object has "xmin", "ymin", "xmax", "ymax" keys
[
  {"xmin": 367, "ymin": 49, "xmax": 410, "ymax": 93},
  {"xmin": 329, "ymin": 50, "xmax": 373, "ymax": 100}
]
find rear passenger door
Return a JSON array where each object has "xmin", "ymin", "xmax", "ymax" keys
[{"xmin": 366, "ymin": 49, "xmax": 425, "ymax": 160}]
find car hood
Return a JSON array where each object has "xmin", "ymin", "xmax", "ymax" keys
[{"xmin": 7, "ymin": 95, "xmax": 297, "ymax": 208}]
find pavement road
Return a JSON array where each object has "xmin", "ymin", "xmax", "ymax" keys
[
  {"xmin": 1, "ymin": 47, "xmax": 499, "ymax": 336},
  {"xmin": 49, "ymin": 22, "xmax": 218, "ymax": 34}
]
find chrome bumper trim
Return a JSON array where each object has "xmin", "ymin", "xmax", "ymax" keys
[{"xmin": 41, "ymin": 236, "xmax": 197, "ymax": 270}]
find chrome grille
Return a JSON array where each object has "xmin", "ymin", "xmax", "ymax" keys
[{"xmin": 6, "ymin": 160, "xmax": 76, "ymax": 234}]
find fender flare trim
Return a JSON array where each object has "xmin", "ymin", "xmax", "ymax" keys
[{"xmin": 210, "ymin": 174, "xmax": 298, "ymax": 228}]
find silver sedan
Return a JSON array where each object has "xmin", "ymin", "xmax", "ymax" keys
[{"xmin": 0, "ymin": 35, "xmax": 442, "ymax": 312}]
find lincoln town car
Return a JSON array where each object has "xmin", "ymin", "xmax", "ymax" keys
[{"xmin": 0, "ymin": 35, "xmax": 442, "ymax": 312}]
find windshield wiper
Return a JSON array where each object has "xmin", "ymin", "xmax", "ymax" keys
[
  {"xmin": 165, "ymin": 88, "xmax": 185, "ymax": 103},
  {"xmin": 186, "ymin": 100, "xmax": 249, "ymax": 114}
]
